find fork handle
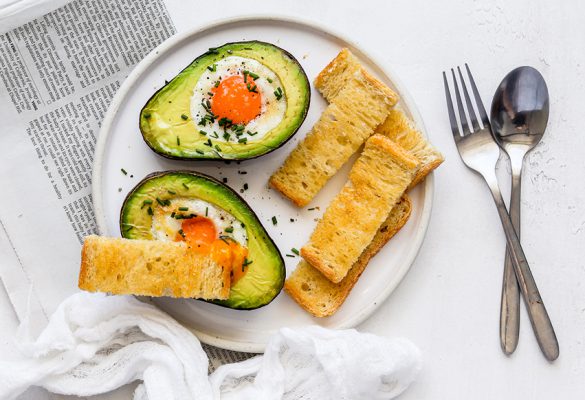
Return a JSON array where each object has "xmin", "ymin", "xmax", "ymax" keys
[
  {"xmin": 500, "ymin": 160, "xmax": 522, "ymax": 355},
  {"xmin": 485, "ymin": 173, "xmax": 559, "ymax": 361}
]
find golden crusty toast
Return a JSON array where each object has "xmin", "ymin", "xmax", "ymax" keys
[
  {"xmin": 313, "ymin": 48, "xmax": 363, "ymax": 102},
  {"xmin": 269, "ymin": 65, "xmax": 398, "ymax": 207},
  {"xmin": 79, "ymin": 235, "xmax": 231, "ymax": 299},
  {"xmin": 375, "ymin": 108, "xmax": 444, "ymax": 187},
  {"xmin": 285, "ymin": 195, "xmax": 411, "ymax": 317},
  {"xmin": 314, "ymin": 48, "xmax": 443, "ymax": 186},
  {"xmin": 300, "ymin": 135, "xmax": 419, "ymax": 283}
]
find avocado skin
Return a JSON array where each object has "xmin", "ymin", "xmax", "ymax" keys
[
  {"xmin": 139, "ymin": 41, "xmax": 310, "ymax": 161},
  {"xmin": 120, "ymin": 170, "xmax": 285, "ymax": 310}
]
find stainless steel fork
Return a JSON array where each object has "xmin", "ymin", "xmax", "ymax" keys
[{"xmin": 443, "ymin": 65, "xmax": 559, "ymax": 361}]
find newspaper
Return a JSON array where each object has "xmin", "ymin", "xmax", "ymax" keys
[{"xmin": 0, "ymin": 0, "xmax": 252, "ymax": 372}]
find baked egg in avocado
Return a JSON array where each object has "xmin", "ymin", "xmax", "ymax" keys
[
  {"xmin": 120, "ymin": 171, "xmax": 285, "ymax": 309},
  {"xmin": 140, "ymin": 41, "xmax": 310, "ymax": 160}
]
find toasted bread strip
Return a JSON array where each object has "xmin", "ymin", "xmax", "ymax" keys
[
  {"xmin": 375, "ymin": 108, "xmax": 444, "ymax": 187},
  {"xmin": 285, "ymin": 195, "xmax": 411, "ymax": 317},
  {"xmin": 314, "ymin": 48, "xmax": 362, "ymax": 102},
  {"xmin": 79, "ymin": 235, "xmax": 231, "ymax": 299},
  {"xmin": 300, "ymin": 135, "xmax": 419, "ymax": 283},
  {"xmin": 270, "ymin": 67, "xmax": 398, "ymax": 207},
  {"xmin": 314, "ymin": 49, "xmax": 443, "ymax": 186}
]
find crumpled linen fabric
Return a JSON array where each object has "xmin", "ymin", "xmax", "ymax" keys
[
  {"xmin": 211, "ymin": 326, "xmax": 422, "ymax": 400},
  {"xmin": 0, "ymin": 292, "xmax": 421, "ymax": 400}
]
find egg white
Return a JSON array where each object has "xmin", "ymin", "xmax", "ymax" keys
[
  {"xmin": 151, "ymin": 197, "xmax": 247, "ymax": 246},
  {"xmin": 190, "ymin": 56, "xmax": 287, "ymax": 143}
]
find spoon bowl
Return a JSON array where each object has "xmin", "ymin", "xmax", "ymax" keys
[{"xmin": 491, "ymin": 66, "xmax": 549, "ymax": 150}]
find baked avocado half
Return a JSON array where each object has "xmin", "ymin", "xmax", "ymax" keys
[
  {"xmin": 140, "ymin": 41, "xmax": 310, "ymax": 160},
  {"xmin": 120, "ymin": 171, "xmax": 285, "ymax": 309}
]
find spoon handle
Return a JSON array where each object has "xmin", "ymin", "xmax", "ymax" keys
[
  {"xmin": 485, "ymin": 172, "xmax": 559, "ymax": 361},
  {"xmin": 500, "ymin": 159, "xmax": 522, "ymax": 355}
]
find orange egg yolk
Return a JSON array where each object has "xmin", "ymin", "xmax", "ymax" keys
[
  {"xmin": 178, "ymin": 216, "xmax": 216, "ymax": 247},
  {"xmin": 176, "ymin": 216, "xmax": 249, "ymax": 284},
  {"xmin": 211, "ymin": 74, "xmax": 262, "ymax": 124}
]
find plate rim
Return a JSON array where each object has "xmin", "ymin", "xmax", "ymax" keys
[{"xmin": 92, "ymin": 14, "xmax": 435, "ymax": 352}]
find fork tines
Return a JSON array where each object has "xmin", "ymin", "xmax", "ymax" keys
[{"xmin": 443, "ymin": 64, "xmax": 491, "ymax": 140}]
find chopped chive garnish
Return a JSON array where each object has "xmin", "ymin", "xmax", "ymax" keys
[
  {"xmin": 238, "ymin": 137, "xmax": 247, "ymax": 144},
  {"xmin": 175, "ymin": 213, "xmax": 196, "ymax": 220},
  {"xmin": 121, "ymin": 168, "xmax": 127, "ymax": 175},
  {"xmin": 214, "ymin": 80, "xmax": 220, "ymax": 88},
  {"xmin": 181, "ymin": 114, "xmax": 188, "ymax": 120},
  {"xmin": 171, "ymin": 211, "xmax": 176, "ymax": 218},
  {"xmin": 211, "ymin": 131, "xmax": 219, "ymax": 139},
  {"xmin": 199, "ymin": 130, "xmax": 207, "ymax": 136},
  {"xmin": 308, "ymin": 207, "xmax": 316, "ymax": 211},
  {"xmin": 147, "ymin": 207, "xmax": 153, "ymax": 216},
  {"xmin": 225, "ymin": 227, "xmax": 234, "ymax": 233},
  {"xmin": 243, "ymin": 258, "xmax": 253, "ymax": 267},
  {"xmin": 207, "ymin": 64, "xmax": 217, "ymax": 72},
  {"xmin": 156, "ymin": 197, "xmax": 165, "ymax": 206},
  {"xmin": 182, "ymin": 183, "xmax": 189, "ymax": 190},
  {"xmin": 223, "ymin": 132, "xmax": 230, "ymax": 141},
  {"xmin": 243, "ymin": 70, "xmax": 259, "ymax": 80},
  {"xmin": 246, "ymin": 83, "xmax": 258, "ymax": 93},
  {"xmin": 143, "ymin": 113, "xmax": 151, "ymax": 119},
  {"xmin": 168, "ymin": 190, "xmax": 176, "ymax": 195},
  {"xmin": 247, "ymin": 130, "xmax": 258, "ymax": 136},
  {"xmin": 291, "ymin": 248, "xmax": 300, "ymax": 255},
  {"xmin": 274, "ymin": 87, "xmax": 283, "ymax": 100},
  {"xmin": 178, "ymin": 207, "xmax": 188, "ymax": 211},
  {"xmin": 218, "ymin": 117, "xmax": 232, "ymax": 127},
  {"xmin": 215, "ymin": 144, "xmax": 222, "ymax": 152},
  {"xmin": 267, "ymin": 78, "xmax": 273, "ymax": 83},
  {"xmin": 196, "ymin": 149, "xmax": 204, "ymax": 155},
  {"xmin": 286, "ymin": 254, "xmax": 295, "ymax": 258},
  {"xmin": 141, "ymin": 199, "xmax": 153, "ymax": 208},
  {"xmin": 178, "ymin": 229, "xmax": 185, "ymax": 238},
  {"xmin": 176, "ymin": 136, "xmax": 180, "ymax": 145},
  {"xmin": 205, "ymin": 207, "xmax": 208, "ymax": 216},
  {"xmin": 271, "ymin": 216, "xmax": 277, "ymax": 225},
  {"xmin": 204, "ymin": 139, "xmax": 212, "ymax": 147}
]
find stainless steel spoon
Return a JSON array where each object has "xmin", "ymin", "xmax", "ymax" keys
[{"xmin": 491, "ymin": 66, "xmax": 558, "ymax": 360}]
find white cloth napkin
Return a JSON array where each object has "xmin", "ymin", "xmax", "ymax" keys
[{"xmin": 0, "ymin": 292, "xmax": 421, "ymax": 400}]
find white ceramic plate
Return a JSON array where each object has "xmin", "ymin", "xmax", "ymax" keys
[{"xmin": 92, "ymin": 15, "xmax": 434, "ymax": 353}]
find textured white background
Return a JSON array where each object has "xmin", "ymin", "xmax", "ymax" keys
[{"xmin": 1, "ymin": 0, "xmax": 584, "ymax": 399}]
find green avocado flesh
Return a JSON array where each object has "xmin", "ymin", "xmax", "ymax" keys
[
  {"xmin": 120, "ymin": 171, "xmax": 285, "ymax": 309},
  {"xmin": 140, "ymin": 41, "xmax": 310, "ymax": 160}
]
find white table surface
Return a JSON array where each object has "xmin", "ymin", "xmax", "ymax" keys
[{"xmin": 2, "ymin": 0, "xmax": 585, "ymax": 399}]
